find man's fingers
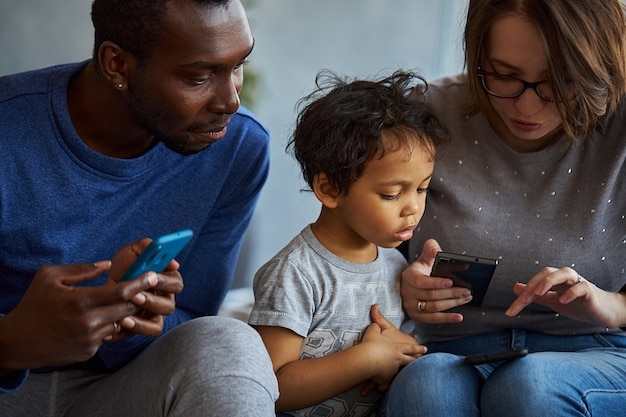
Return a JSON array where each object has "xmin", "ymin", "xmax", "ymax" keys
[
  {"xmin": 120, "ymin": 314, "xmax": 164, "ymax": 337},
  {"xmin": 132, "ymin": 290, "xmax": 176, "ymax": 316},
  {"xmin": 57, "ymin": 261, "xmax": 112, "ymax": 286}
]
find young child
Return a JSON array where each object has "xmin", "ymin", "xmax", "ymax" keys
[{"xmin": 248, "ymin": 70, "xmax": 449, "ymax": 417}]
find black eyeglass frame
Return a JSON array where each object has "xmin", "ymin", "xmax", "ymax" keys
[{"xmin": 476, "ymin": 68, "xmax": 574, "ymax": 102}]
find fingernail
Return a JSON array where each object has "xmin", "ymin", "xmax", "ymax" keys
[
  {"xmin": 121, "ymin": 317, "xmax": 136, "ymax": 328},
  {"xmin": 148, "ymin": 272, "xmax": 158, "ymax": 286},
  {"xmin": 132, "ymin": 292, "xmax": 147, "ymax": 305},
  {"xmin": 94, "ymin": 260, "xmax": 111, "ymax": 268}
]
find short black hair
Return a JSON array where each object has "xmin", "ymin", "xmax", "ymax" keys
[
  {"xmin": 91, "ymin": 0, "xmax": 232, "ymax": 64},
  {"xmin": 288, "ymin": 70, "xmax": 449, "ymax": 196}
]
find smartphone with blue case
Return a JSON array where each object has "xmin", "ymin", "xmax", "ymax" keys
[{"xmin": 118, "ymin": 229, "xmax": 193, "ymax": 282}]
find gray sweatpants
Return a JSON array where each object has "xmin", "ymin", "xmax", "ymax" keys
[{"xmin": 0, "ymin": 316, "xmax": 279, "ymax": 417}]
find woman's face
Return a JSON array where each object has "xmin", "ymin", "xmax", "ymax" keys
[{"xmin": 483, "ymin": 15, "xmax": 564, "ymax": 152}]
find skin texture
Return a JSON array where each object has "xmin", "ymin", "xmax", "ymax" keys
[
  {"xmin": 68, "ymin": 0, "xmax": 253, "ymax": 158},
  {"xmin": 256, "ymin": 137, "xmax": 433, "ymax": 412},
  {"xmin": 401, "ymin": 15, "xmax": 626, "ymax": 330},
  {"xmin": 482, "ymin": 16, "xmax": 563, "ymax": 152},
  {"xmin": 312, "ymin": 136, "xmax": 434, "ymax": 263},
  {"xmin": 0, "ymin": 0, "xmax": 253, "ymax": 374},
  {"xmin": 0, "ymin": 240, "xmax": 182, "ymax": 371}
]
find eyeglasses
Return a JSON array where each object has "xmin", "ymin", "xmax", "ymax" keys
[{"xmin": 477, "ymin": 68, "xmax": 576, "ymax": 102}]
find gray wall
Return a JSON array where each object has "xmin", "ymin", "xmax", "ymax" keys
[{"xmin": 0, "ymin": 0, "xmax": 466, "ymax": 288}]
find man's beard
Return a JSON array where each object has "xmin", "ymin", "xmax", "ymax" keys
[
  {"xmin": 127, "ymin": 85, "xmax": 212, "ymax": 156},
  {"xmin": 161, "ymin": 138, "xmax": 212, "ymax": 155}
]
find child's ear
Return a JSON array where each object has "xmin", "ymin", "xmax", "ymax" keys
[{"xmin": 312, "ymin": 173, "xmax": 339, "ymax": 209}]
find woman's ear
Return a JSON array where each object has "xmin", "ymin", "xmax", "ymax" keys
[
  {"xmin": 312, "ymin": 173, "xmax": 339, "ymax": 209},
  {"xmin": 98, "ymin": 41, "xmax": 134, "ymax": 90}
]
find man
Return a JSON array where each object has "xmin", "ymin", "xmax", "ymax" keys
[{"xmin": 0, "ymin": 0, "xmax": 278, "ymax": 415}]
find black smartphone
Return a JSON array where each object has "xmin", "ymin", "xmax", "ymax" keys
[
  {"xmin": 118, "ymin": 229, "xmax": 193, "ymax": 282},
  {"xmin": 464, "ymin": 348, "xmax": 529, "ymax": 365},
  {"xmin": 430, "ymin": 251, "xmax": 498, "ymax": 306}
]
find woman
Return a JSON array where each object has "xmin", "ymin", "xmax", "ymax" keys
[{"xmin": 379, "ymin": 1, "xmax": 626, "ymax": 416}]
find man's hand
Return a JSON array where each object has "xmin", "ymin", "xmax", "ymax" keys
[
  {"xmin": 0, "ymin": 238, "xmax": 183, "ymax": 372},
  {"xmin": 107, "ymin": 239, "xmax": 184, "ymax": 339},
  {"xmin": 0, "ymin": 261, "xmax": 144, "ymax": 370}
]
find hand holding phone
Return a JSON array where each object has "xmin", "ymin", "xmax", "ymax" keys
[
  {"xmin": 118, "ymin": 229, "xmax": 193, "ymax": 282},
  {"xmin": 430, "ymin": 251, "xmax": 498, "ymax": 306}
]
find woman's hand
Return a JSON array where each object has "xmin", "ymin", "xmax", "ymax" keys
[
  {"xmin": 505, "ymin": 266, "xmax": 626, "ymax": 328},
  {"xmin": 401, "ymin": 239, "xmax": 473, "ymax": 323}
]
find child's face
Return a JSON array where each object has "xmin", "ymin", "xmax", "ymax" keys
[{"xmin": 335, "ymin": 137, "xmax": 434, "ymax": 249}]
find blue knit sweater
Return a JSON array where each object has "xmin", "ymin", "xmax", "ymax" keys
[{"xmin": 0, "ymin": 62, "xmax": 269, "ymax": 386}]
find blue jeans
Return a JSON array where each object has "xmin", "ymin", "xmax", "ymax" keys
[{"xmin": 378, "ymin": 330, "xmax": 626, "ymax": 417}]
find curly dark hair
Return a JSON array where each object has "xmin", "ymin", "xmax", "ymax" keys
[
  {"xmin": 91, "ymin": 0, "xmax": 232, "ymax": 64},
  {"xmin": 287, "ymin": 70, "xmax": 449, "ymax": 196}
]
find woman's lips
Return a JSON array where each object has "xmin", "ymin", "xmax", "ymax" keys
[{"xmin": 510, "ymin": 118, "xmax": 541, "ymax": 132}]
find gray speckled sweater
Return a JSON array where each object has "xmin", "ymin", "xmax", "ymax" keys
[{"xmin": 409, "ymin": 74, "xmax": 626, "ymax": 343}]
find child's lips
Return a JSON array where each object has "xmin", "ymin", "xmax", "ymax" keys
[{"xmin": 394, "ymin": 226, "xmax": 416, "ymax": 241}]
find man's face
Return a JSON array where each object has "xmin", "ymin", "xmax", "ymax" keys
[{"xmin": 126, "ymin": 0, "xmax": 253, "ymax": 155}]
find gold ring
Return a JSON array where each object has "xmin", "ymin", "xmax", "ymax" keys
[
  {"xmin": 113, "ymin": 322, "xmax": 121, "ymax": 335},
  {"xmin": 417, "ymin": 300, "xmax": 426, "ymax": 312}
]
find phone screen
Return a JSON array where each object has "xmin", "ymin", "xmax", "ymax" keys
[{"xmin": 431, "ymin": 252, "xmax": 498, "ymax": 306}]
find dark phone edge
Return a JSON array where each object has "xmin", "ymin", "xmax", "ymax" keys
[{"xmin": 463, "ymin": 348, "xmax": 529, "ymax": 365}]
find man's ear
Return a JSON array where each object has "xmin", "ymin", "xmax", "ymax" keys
[
  {"xmin": 98, "ymin": 41, "xmax": 134, "ymax": 90},
  {"xmin": 312, "ymin": 173, "xmax": 339, "ymax": 209}
]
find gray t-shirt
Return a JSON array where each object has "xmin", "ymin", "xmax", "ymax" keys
[
  {"xmin": 410, "ymin": 74, "xmax": 626, "ymax": 342},
  {"xmin": 249, "ymin": 224, "xmax": 408, "ymax": 417}
]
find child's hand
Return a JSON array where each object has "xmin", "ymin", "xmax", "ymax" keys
[
  {"xmin": 370, "ymin": 304, "xmax": 424, "ymax": 350},
  {"xmin": 359, "ymin": 304, "xmax": 427, "ymax": 394}
]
